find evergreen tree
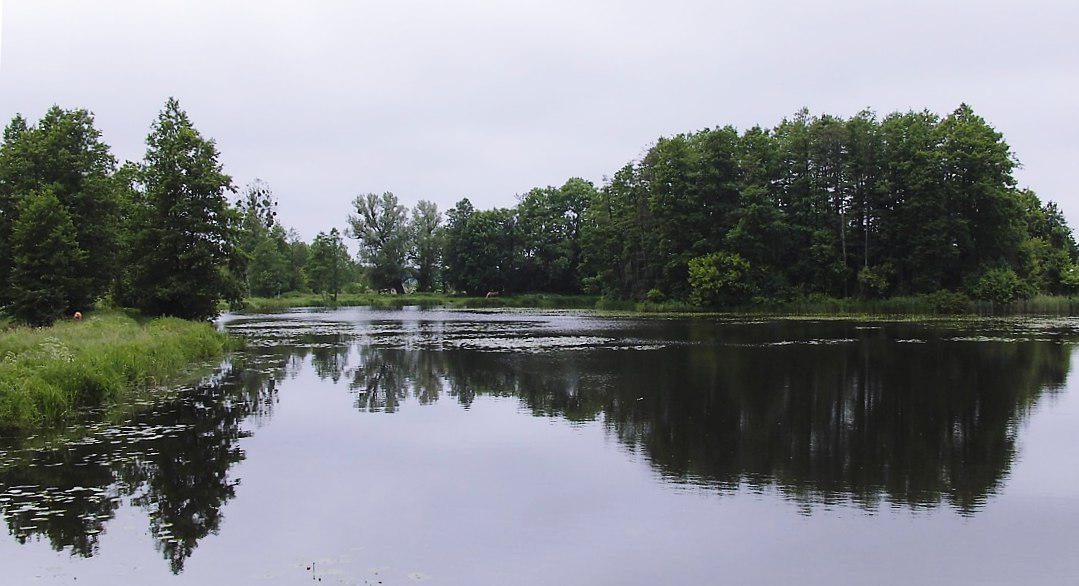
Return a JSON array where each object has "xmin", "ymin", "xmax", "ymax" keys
[
  {"xmin": 8, "ymin": 189, "xmax": 83, "ymax": 326},
  {"xmin": 0, "ymin": 108, "xmax": 119, "ymax": 310},
  {"xmin": 0, "ymin": 115, "xmax": 31, "ymax": 306},
  {"xmin": 120, "ymin": 98, "xmax": 243, "ymax": 320}
]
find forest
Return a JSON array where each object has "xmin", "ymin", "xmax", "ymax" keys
[{"xmin": 1, "ymin": 100, "xmax": 1076, "ymax": 325}]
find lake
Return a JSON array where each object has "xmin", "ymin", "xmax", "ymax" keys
[{"xmin": 2, "ymin": 307, "xmax": 1078, "ymax": 585}]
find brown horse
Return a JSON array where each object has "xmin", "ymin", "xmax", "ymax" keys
[{"xmin": 485, "ymin": 291, "xmax": 500, "ymax": 299}]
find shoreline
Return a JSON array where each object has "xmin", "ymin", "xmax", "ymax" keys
[
  {"xmin": 233, "ymin": 292, "xmax": 1079, "ymax": 318},
  {"xmin": 0, "ymin": 311, "xmax": 233, "ymax": 434}
]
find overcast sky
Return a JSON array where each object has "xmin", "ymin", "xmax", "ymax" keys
[{"xmin": 1, "ymin": 0, "xmax": 1077, "ymax": 242}]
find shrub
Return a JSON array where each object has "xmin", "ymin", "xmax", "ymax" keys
[
  {"xmin": 688, "ymin": 252, "xmax": 755, "ymax": 307},
  {"xmin": 924, "ymin": 290, "xmax": 972, "ymax": 315},
  {"xmin": 857, "ymin": 266, "xmax": 890, "ymax": 298},
  {"xmin": 968, "ymin": 268, "xmax": 1034, "ymax": 306}
]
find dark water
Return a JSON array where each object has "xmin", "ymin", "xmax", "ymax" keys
[{"xmin": 2, "ymin": 308, "xmax": 1079, "ymax": 585}]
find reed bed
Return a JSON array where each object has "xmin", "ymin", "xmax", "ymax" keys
[{"xmin": 237, "ymin": 291, "xmax": 1079, "ymax": 318}]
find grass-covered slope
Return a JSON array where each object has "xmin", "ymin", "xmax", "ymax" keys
[{"xmin": 0, "ymin": 311, "xmax": 230, "ymax": 432}]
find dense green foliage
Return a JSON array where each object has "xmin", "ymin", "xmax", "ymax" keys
[
  {"xmin": 0, "ymin": 311, "xmax": 229, "ymax": 431},
  {"xmin": 575, "ymin": 105, "xmax": 1076, "ymax": 307},
  {"xmin": 235, "ymin": 179, "xmax": 307, "ymax": 297},
  {"xmin": 1, "ymin": 101, "xmax": 1075, "ymax": 320},
  {"xmin": 8, "ymin": 189, "xmax": 83, "ymax": 326},
  {"xmin": 0, "ymin": 108, "xmax": 121, "ymax": 314},
  {"xmin": 306, "ymin": 228, "xmax": 350, "ymax": 302},
  {"xmin": 348, "ymin": 192, "xmax": 411, "ymax": 293},
  {"xmin": 411, "ymin": 199, "xmax": 443, "ymax": 292},
  {"xmin": 117, "ymin": 99, "xmax": 245, "ymax": 320},
  {"xmin": 0, "ymin": 100, "xmax": 247, "ymax": 325},
  {"xmin": 442, "ymin": 199, "xmax": 515, "ymax": 295}
]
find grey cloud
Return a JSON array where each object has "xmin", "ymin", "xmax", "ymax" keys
[{"xmin": 1, "ymin": 0, "xmax": 1076, "ymax": 242}]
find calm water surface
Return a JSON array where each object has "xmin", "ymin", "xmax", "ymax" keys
[{"xmin": 2, "ymin": 308, "xmax": 1079, "ymax": 585}]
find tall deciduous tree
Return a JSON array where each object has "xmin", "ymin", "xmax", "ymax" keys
[
  {"xmin": 515, "ymin": 178, "xmax": 594, "ymax": 293},
  {"xmin": 120, "ymin": 98, "xmax": 243, "ymax": 320},
  {"xmin": 237, "ymin": 178, "xmax": 278, "ymax": 232},
  {"xmin": 442, "ymin": 199, "xmax": 517, "ymax": 295},
  {"xmin": 577, "ymin": 105, "xmax": 1065, "ymax": 303},
  {"xmin": 578, "ymin": 163, "xmax": 655, "ymax": 298},
  {"xmin": 516, "ymin": 186, "xmax": 570, "ymax": 292},
  {"xmin": 348, "ymin": 192, "xmax": 410, "ymax": 293},
  {"xmin": 410, "ymin": 200, "xmax": 442, "ymax": 292},
  {"xmin": 307, "ymin": 228, "xmax": 350, "ymax": 302},
  {"xmin": 936, "ymin": 104, "xmax": 1024, "ymax": 278},
  {"xmin": 284, "ymin": 229, "xmax": 311, "ymax": 292},
  {"xmin": 236, "ymin": 179, "xmax": 292, "ymax": 297},
  {"xmin": 248, "ymin": 228, "xmax": 291, "ymax": 297}
]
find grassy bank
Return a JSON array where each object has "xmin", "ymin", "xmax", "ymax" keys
[
  {"xmin": 0, "ymin": 311, "xmax": 231, "ymax": 433},
  {"xmin": 754, "ymin": 294, "xmax": 1079, "ymax": 317},
  {"xmin": 237, "ymin": 292, "xmax": 600, "ymax": 312},
  {"xmin": 599, "ymin": 293, "xmax": 1079, "ymax": 317},
  {"xmin": 237, "ymin": 291, "xmax": 1079, "ymax": 318},
  {"xmin": 238, "ymin": 292, "xmax": 459, "ymax": 312}
]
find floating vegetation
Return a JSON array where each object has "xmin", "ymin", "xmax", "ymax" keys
[
  {"xmin": 723, "ymin": 338, "xmax": 858, "ymax": 348},
  {"xmin": 447, "ymin": 335, "xmax": 617, "ymax": 352},
  {"xmin": 946, "ymin": 336, "xmax": 1023, "ymax": 343}
]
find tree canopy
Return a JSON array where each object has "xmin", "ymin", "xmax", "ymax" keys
[
  {"xmin": 1, "ymin": 101, "xmax": 1074, "ymax": 323},
  {"xmin": 0, "ymin": 107, "xmax": 120, "ymax": 313},
  {"xmin": 575, "ymin": 105, "xmax": 1076, "ymax": 307}
]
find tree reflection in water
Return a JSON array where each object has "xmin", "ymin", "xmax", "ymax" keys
[
  {"xmin": 0, "ymin": 357, "xmax": 280, "ymax": 573},
  {"xmin": 0, "ymin": 314, "xmax": 1073, "ymax": 573},
  {"xmin": 308, "ymin": 318, "xmax": 1073, "ymax": 514}
]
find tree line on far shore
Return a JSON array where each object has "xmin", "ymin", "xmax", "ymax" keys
[{"xmin": 1, "ymin": 100, "xmax": 1075, "ymax": 325}]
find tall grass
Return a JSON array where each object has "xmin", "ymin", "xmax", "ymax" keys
[
  {"xmin": 1007, "ymin": 295, "xmax": 1079, "ymax": 316},
  {"xmin": 237, "ymin": 292, "xmax": 601, "ymax": 312},
  {"xmin": 763, "ymin": 294, "xmax": 1079, "ymax": 317},
  {"xmin": 593, "ymin": 293, "xmax": 1079, "ymax": 318},
  {"xmin": 0, "ymin": 311, "xmax": 230, "ymax": 432},
  {"xmin": 462, "ymin": 293, "xmax": 599, "ymax": 309},
  {"xmin": 236, "ymin": 291, "xmax": 1079, "ymax": 318},
  {"xmin": 237, "ymin": 292, "xmax": 461, "ymax": 312}
]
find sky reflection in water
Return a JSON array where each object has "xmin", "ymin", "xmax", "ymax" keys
[{"xmin": 1, "ymin": 308, "xmax": 1078, "ymax": 585}]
